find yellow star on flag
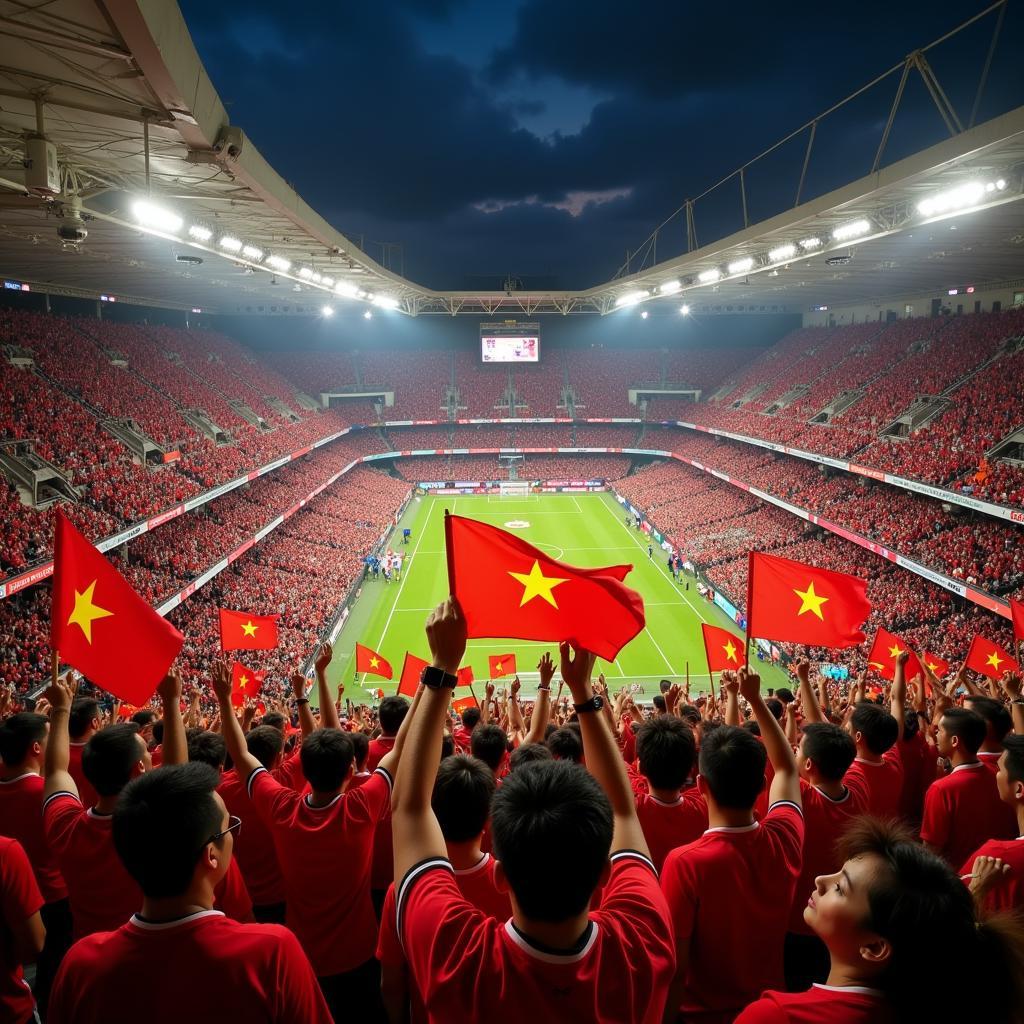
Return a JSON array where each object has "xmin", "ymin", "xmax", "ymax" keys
[
  {"xmin": 369, "ymin": 656, "xmax": 380, "ymax": 669},
  {"xmin": 927, "ymin": 662, "xmax": 939, "ymax": 671},
  {"xmin": 987, "ymin": 651, "xmax": 1003, "ymax": 671},
  {"xmin": 868, "ymin": 661, "xmax": 885, "ymax": 671},
  {"xmin": 794, "ymin": 581, "xmax": 828, "ymax": 621},
  {"xmin": 508, "ymin": 560, "xmax": 569, "ymax": 609},
  {"xmin": 495, "ymin": 661, "xmax": 503, "ymax": 674},
  {"xmin": 239, "ymin": 674, "xmax": 249, "ymax": 689},
  {"xmin": 241, "ymin": 620, "xmax": 259, "ymax": 637},
  {"xmin": 722, "ymin": 640, "xmax": 738, "ymax": 663},
  {"xmin": 888, "ymin": 644, "xmax": 902, "ymax": 659},
  {"xmin": 67, "ymin": 580, "xmax": 114, "ymax": 645}
]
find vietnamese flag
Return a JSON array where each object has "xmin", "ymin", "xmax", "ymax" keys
[
  {"xmin": 489, "ymin": 654, "xmax": 517, "ymax": 679},
  {"xmin": 446, "ymin": 515, "xmax": 644, "ymax": 661},
  {"xmin": 453, "ymin": 694, "xmax": 478, "ymax": 716},
  {"xmin": 922, "ymin": 652, "xmax": 950, "ymax": 679},
  {"xmin": 219, "ymin": 608, "xmax": 279, "ymax": 651},
  {"xmin": 1010, "ymin": 597, "xmax": 1024, "ymax": 645},
  {"xmin": 355, "ymin": 642, "xmax": 393, "ymax": 680},
  {"xmin": 230, "ymin": 662, "xmax": 265, "ymax": 708},
  {"xmin": 51, "ymin": 510, "xmax": 183, "ymax": 705},
  {"xmin": 866, "ymin": 628, "xmax": 923, "ymax": 682},
  {"xmin": 700, "ymin": 623, "xmax": 743, "ymax": 673},
  {"xmin": 965, "ymin": 635, "xmax": 1018, "ymax": 681},
  {"xmin": 746, "ymin": 551, "xmax": 870, "ymax": 648},
  {"xmin": 398, "ymin": 652, "xmax": 429, "ymax": 697},
  {"xmin": 457, "ymin": 666, "xmax": 475, "ymax": 688}
]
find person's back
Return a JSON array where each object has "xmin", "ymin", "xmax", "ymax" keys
[
  {"xmin": 734, "ymin": 984, "xmax": 897, "ymax": 1023},
  {"xmin": 843, "ymin": 703, "xmax": 902, "ymax": 819}
]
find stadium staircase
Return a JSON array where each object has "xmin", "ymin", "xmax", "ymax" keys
[{"xmin": 0, "ymin": 439, "xmax": 81, "ymax": 508}]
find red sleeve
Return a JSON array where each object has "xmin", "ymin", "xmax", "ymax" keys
[
  {"xmin": 660, "ymin": 847, "xmax": 699, "ymax": 945},
  {"xmin": 763, "ymin": 800, "xmax": 805, "ymax": 866},
  {"xmin": 620, "ymin": 725, "xmax": 637, "ymax": 765},
  {"xmin": 248, "ymin": 766, "xmax": 298, "ymax": 826},
  {"xmin": 596, "ymin": 850, "xmax": 674, "ymax": 953},
  {"xmin": 959, "ymin": 841, "xmax": 992, "ymax": 879},
  {"xmin": 734, "ymin": 995, "xmax": 788, "ymax": 1023},
  {"xmin": 215, "ymin": 858, "xmax": 254, "ymax": 922},
  {"xmin": 883, "ymin": 743, "xmax": 903, "ymax": 770},
  {"xmin": 265, "ymin": 925, "xmax": 335, "ymax": 1024},
  {"xmin": 0, "ymin": 837, "xmax": 43, "ymax": 929},
  {"xmin": 271, "ymin": 749, "xmax": 306, "ymax": 792},
  {"xmin": 42, "ymin": 791, "xmax": 84, "ymax": 855},
  {"xmin": 919, "ymin": 783, "xmax": 949, "ymax": 851},
  {"xmin": 344, "ymin": 767, "xmax": 393, "ymax": 828},
  {"xmin": 375, "ymin": 883, "xmax": 404, "ymax": 966}
]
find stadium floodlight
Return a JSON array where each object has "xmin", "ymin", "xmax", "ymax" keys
[
  {"xmin": 374, "ymin": 294, "xmax": 400, "ymax": 310},
  {"xmin": 614, "ymin": 289, "xmax": 648, "ymax": 307},
  {"xmin": 132, "ymin": 200, "xmax": 183, "ymax": 234},
  {"xmin": 267, "ymin": 255, "xmax": 291, "ymax": 272},
  {"xmin": 727, "ymin": 257, "xmax": 754, "ymax": 275},
  {"xmin": 640, "ymin": 310, "xmax": 649, "ymax": 320},
  {"xmin": 697, "ymin": 269, "xmax": 721, "ymax": 284},
  {"xmin": 241, "ymin": 245, "xmax": 264, "ymax": 261},
  {"xmin": 680, "ymin": 304, "xmax": 691, "ymax": 315},
  {"xmin": 832, "ymin": 219, "xmax": 871, "ymax": 241},
  {"xmin": 188, "ymin": 224, "xmax": 213, "ymax": 242},
  {"xmin": 218, "ymin": 236, "xmax": 243, "ymax": 252},
  {"xmin": 311, "ymin": 273, "xmax": 323, "ymax": 284},
  {"xmin": 321, "ymin": 305, "xmax": 334, "ymax": 317},
  {"xmin": 767, "ymin": 244, "xmax": 796, "ymax": 263},
  {"xmin": 363, "ymin": 309, "xmax": 373, "ymax": 320},
  {"xmin": 916, "ymin": 180, "xmax": 1007, "ymax": 218},
  {"xmin": 799, "ymin": 237, "xmax": 822, "ymax": 250},
  {"xmin": 659, "ymin": 279, "xmax": 681, "ymax": 295},
  {"xmin": 321, "ymin": 276, "xmax": 335, "ymax": 287},
  {"xmin": 335, "ymin": 281, "xmax": 361, "ymax": 298},
  {"xmin": 298, "ymin": 267, "xmax": 314, "ymax": 279}
]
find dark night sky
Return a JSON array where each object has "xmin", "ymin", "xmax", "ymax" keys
[{"xmin": 177, "ymin": 1, "xmax": 1022, "ymax": 291}]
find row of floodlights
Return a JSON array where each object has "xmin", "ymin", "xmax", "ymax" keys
[
  {"xmin": 616, "ymin": 177, "xmax": 1009, "ymax": 308},
  {"xmin": 130, "ymin": 200, "xmax": 401, "ymax": 310}
]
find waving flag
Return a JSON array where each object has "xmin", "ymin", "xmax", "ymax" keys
[
  {"xmin": 355, "ymin": 642, "xmax": 393, "ymax": 680},
  {"xmin": 219, "ymin": 608, "xmax": 279, "ymax": 651}
]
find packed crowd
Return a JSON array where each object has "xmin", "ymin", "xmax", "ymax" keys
[{"xmin": 392, "ymin": 454, "xmax": 632, "ymax": 482}]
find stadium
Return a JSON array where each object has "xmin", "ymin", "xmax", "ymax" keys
[{"xmin": 2, "ymin": 1, "xmax": 1024, "ymax": 1022}]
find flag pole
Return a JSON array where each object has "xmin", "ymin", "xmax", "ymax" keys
[
  {"xmin": 443, "ymin": 508, "xmax": 457, "ymax": 596},
  {"xmin": 51, "ymin": 648, "xmax": 59, "ymax": 689},
  {"xmin": 744, "ymin": 550, "xmax": 755, "ymax": 669}
]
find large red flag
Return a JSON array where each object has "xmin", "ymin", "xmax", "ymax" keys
[
  {"xmin": 51, "ymin": 510, "xmax": 183, "ymax": 705},
  {"xmin": 866, "ymin": 628, "xmax": 923, "ymax": 682},
  {"xmin": 965, "ymin": 635, "xmax": 1018, "ymax": 681},
  {"xmin": 453, "ymin": 694, "xmax": 478, "ymax": 716},
  {"xmin": 488, "ymin": 653, "xmax": 517, "ymax": 679},
  {"xmin": 219, "ymin": 608, "xmax": 279, "ymax": 651},
  {"xmin": 1010, "ymin": 597, "xmax": 1024, "ymax": 645},
  {"xmin": 746, "ymin": 551, "xmax": 870, "ymax": 648},
  {"xmin": 397, "ymin": 652, "xmax": 429, "ymax": 697},
  {"xmin": 446, "ymin": 515, "xmax": 644, "ymax": 661},
  {"xmin": 457, "ymin": 666, "xmax": 475, "ymax": 688},
  {"xmin": 230, "ymin": 662, "xmax": 265, "ymax": 708},
  {"xmin": 355, "ymin": 642, "xmax": 393, "ymax": 680},
  {"xmin": 700, "ymin": 623, "xmax": 743, "ymax": 673}
]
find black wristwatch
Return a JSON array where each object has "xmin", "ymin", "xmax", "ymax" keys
[
  {"xmin": 420, "ymin": 665, "xmax": 458, "ymax": 690},
  {"xmin": 574, "ymin": 695, "xmax": 605, "ymax": 714}
]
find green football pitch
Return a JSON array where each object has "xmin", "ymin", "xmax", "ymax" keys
[{"xmin": 323, "ymin": 491, "xmax": 791, "ymax": 702}]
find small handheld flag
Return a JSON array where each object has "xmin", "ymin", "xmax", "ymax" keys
[
  {"xmin": 700, "ymin": 623, "xmax": 743, "ymax": 673},
  {"xmin": 355, "ymin": 642, "xmax": 393, "ymax": 679},
  {"xmin": 230, "ymin": 662, "xmax": 265, "ymax": 708},
  {"xmin": 219, "ymin": 608, "xmax": 279, "ymax": 651},
  {"xmin": 965, "ymin": 635, "xmax": 1018, "ymax": 681},
  {"xmin": 488, "ymin": 653, "xmax": 517, "ymax": 679},
  {"xmin": 866, "ymin": 628, "xmax": 923, "ymax": 682}
]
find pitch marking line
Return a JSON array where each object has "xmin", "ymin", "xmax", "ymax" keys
[{"xmin": 376, "ymin": 498, "xmax": 433, "ymax": 650}]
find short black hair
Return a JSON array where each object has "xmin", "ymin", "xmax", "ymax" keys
[
  {"xmin": 652, "ymin": 695, "xmax": 666, "ymax": 713},
  {"xmin": 378, "ymin": 696, "xmax": 409, "ymax": 736},
  {"xmin": 461, "ymin": 706, "xmax": 481, "ymax": 730},
  {"xmin": 0, "ymin": 713, "xmax": 47, "ymax": 765},
  {"xmin": 546, "ymin": 727, "xmax": 583, "ymax": 763},
  {"xmin": 113, "ymin": 763, "xmax": 225, "ymax": 899},
  {"xmin": 68, "ymin": 698, "xmax": 100, "ymax": 740},
  {"xmin": 440, "ymin": 731, "xmax": 455, "ymax": 760},
  {"xmin": 300, "ymin": 728, "xmax": 353, "ymax": 792},
  {"xmin": 850, "ymin": 702, "xmax": 899, "ymax": 756},
  {"xmin": 800, "ymin": 722, "xmax": 856, "ymax": 781},
  {"xmin": 262, "ymin": 712, "xmax": 286, "ymax": 732},
  {"xmin": 637, "ymin": 717, "xmax": 695, "ymax": 790},
  {"xmin": 470, "ymin": 724, "xmax": 507, "ymax": 772},
  {"xmin": 775, "ymin": 687, "xmax": 795, "ymax": 704},
  {"xmin": 698, "ymin": 725, "xmax": 766, "ymax": 810},
  {"xmin": 185, "ymin": 728, "xmax": 227, "ymax": 769},
  {"xmin": 81, "ymin": 724, "xmax": 143, "ymax": 796},
  {"xmin": 348, "ymin": 730, "xmax": 369, "ymax": 770},
  {"xmin": 131, "ymin": 709, "xmax": 157, "ymax": 730},
  {"xmin": 765, "ymin": 698, "xmax": 784, "ymax": 722},
  {"xmin": 941, "ymin": 708, "xmax": 986, "ymax": 756},
  {"xmin": 152, "ymin": 720, "xmax": 164, "ymax": 745},
  {"xmin": 491, "ymin": 760, "xmax": 612, "ymax": 921},
  {"xmin": 679, "ymin": 705, "xmax": 701, "ymax": 727},
  {"xmin": 246, "ymin": 725, "xmax": 284, "ymax": 770},
  {"xmin": 964, "ymin": 695, "xmax": 1012, "ymax": 743},
  {"xmin": 432, "ymin": 755, "xmax": 495, "ymax": 842},
  {"xmin": 659, "ymin": 680, "xmax": 672, "ymax": 694},
  {"xmin": 1002, "ymin": 734, "xmax": 1024, "ymax": 785},
  {"xmin": 509, "ymin": 742, "xmax": 553, "ymax": 772}
]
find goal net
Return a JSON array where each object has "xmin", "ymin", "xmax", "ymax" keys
[{"xmin": 499, "ymin": 480, "xmax": 531, "ymax": 498}]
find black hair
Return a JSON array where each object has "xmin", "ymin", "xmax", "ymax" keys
[
  {"xmin": 470, "ymin": 723, "xmax": 508, "ymax": 772},
  {"xmin": 698, "ymin": 725, "xmax": 766, "ymax": 810},
  {"xmin": 637, "ymin": 717, "xmax": 695, "ymax": 790},
  {"xmin": 850, "ymin": 702, "xmax": 899, "ymax": 756},
  {"xmin": 659, "ymin": 680, "xmax": 672, "ymax": 694},
  {"xmin": 765, "ymin": 697, "xmax": 784, "ymax": 721},
  {"xmin": 68, "ymin": 698, "xmax": 100, "ymax": 740},
  {"xmin": 246, "ymin": 725, "xmax": 284, "ymax": 770},
  {"xmin": 964, "ymin": 695, "xmax": 1012, "ymax": 744},
  {"xmin": 652, "ymin": 694, "xmax": 666, "ymax": 713},
  {"xmin": 679, "ymin": 705, "xmax": 702, "ymax": 727},
  {"xmin": 440, "ymin": 731, "xmax": 455, "ymax": 760},
  {"xmin": 185, "ymin": 728, "xmax": 227, "ymax": 769},
  {"xmin": 940, "ymin": 707, "xmax": 986, "ymax": 756},
  {"xmin": 509, "ymin": 742, "xmax": 553, "ymax": 772},
  {"xmin": 262, "ymin": 711, "xmax": 286, "ymax": 732},
  {"xmin": 378, "ymin": 696, "xmax": 409, "ymax": 737},
  {"xmin": 81, "ymin": 724, "xmax": 143, "ymax": 796},
  {"xmin": 432, "ymin": 754, "xmax": 495, "ymax": 842},
  {"xmin": 299, "ymin": 728, "xmax": 353, "ymax": 792},
  {"xmin": 0, "ymin": 713, "xmax": 47, "ymax": 765},
  {"xmin": 113, "ymin": 763, "xmax": 225, "ymax": 899},
  {"xmin": 838, "ymin": 818, "xmax": 1024, "ymax": 1023},
  {"xmin": 743, "ymin": 720, "xmax": 762, "ymax": 737},
  {"xmin": 775, "ymin": 687, "xmax": 795, "ymax": 704},
  {"xmin": 546, "ymin": 726, "xmax": 584, "ymax": 763},
  {"xmin": 131, "ymin": 709, "xmax": 158, "ymax": 730},
  {"xmin": 348, "ymin": 730, "xmax": 369, "ymax": 770},
  {"xmin": 800, "ymin": 722, "xmax": 856, "ymax": 782},
  {"xmin": 1003, "ymin": 734, "xmax": 1024, "ymax": 785},
  {"xmin": 152, "ymin": 720, "xmax": 164, "ymax": 745},
  {"xmin": 491, "ymin": 760, "xmax": 612, "ymax": 921},
  {"xmin": 461, "ymin": 706, "xmax": 481, "ymax": 730}
]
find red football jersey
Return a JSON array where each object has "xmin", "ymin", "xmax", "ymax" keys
[
  {"xmin": 398, "ymin": 851, "xmax": 674, "ymax": 1024},
  {"xmin": 367, "ymin": 735, "xmax": 396, "ymax": 771},
  {"xmin": 788, "ymin": 781, "xmax": 866, "ymax": 934},
  {"xmin": 661, "ymin": 801, "xmax": 804, "ymax": 1019},
  {"xmin": 48, "ymin": 911, "xmax": 331, "ymax": 1024},
  {"xmin": 978, "ymin": 750, "xmax": 1002, "ymax": 775},
  {"xmin": 0, "ymin": 836, "xmax": 43, "ymax": 1024},
  {"xmin": 634, "ymin": 789, "xmax": 708, "ymax": 873},
  {"xmin": 960, "ymin": 837, "xmax": 1024, "ymax": 913},
  {"xmin": 735, "ymin": 983, "xmax": 895, "ymax": 1023},
  {"xmin": 247, "ymin": 764, "xmax": 391, "ymax": 975},
  {"xmin": 921, "ymin": 761, "xmax": 1016, "ymax": 867},
  {"xmin": 0, "ymin": 772, "xmax": 67, "ymax": 903},
  {"xmin": 843, "ymin": 746, "xmax": 903, "ymax": 820},
  {"xmin": 218, "ymin": 769, "xmax": 286, "ymax": 906},
  {"xmin": 67, "ymin": 742, "xmax": 99, "ymax": 809}
]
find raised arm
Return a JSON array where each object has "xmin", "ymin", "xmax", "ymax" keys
[
  {"xmin": 560, "ymin": 641, "xmax": 649, "ymax": 857},
  {"xmin": 291, "ymin": 668, "xmax": 317, "ymax": 737},
  {"xmin": 525, "ymin": 653, "xmax": 554, "ymax": 744},
  {"xmin": 722, "ymin": 671, "xmax": 741, "ymax": 727},
  {"xmin": 508, "ymin": 676, "xmax": 526, "ymax": 741},
  {"xmin": 891, "ymin": 651, "xmax": 908, "ymax": 742},
  {"xmin": 43, "ymin": 672, "xmax": 78, "ymax": 800},
  {"xmin": 738, "ymin": 666, "xmax": 801, "ymax": 809},
  {"xmin": 211, "ymin": 661, "xmax": 261, "ymax": 779},
  {"xmin": 1001, "ymin": 672, "xmax": 1024, "ymax": 736},
  {"xmin": 797, "ymin": 660, "xmax": 824, "ymax": 724},
  {"xmin": 158, "ymin": 668, "xmax": 187, "ymax": 767},
  {"xmin": 314, "ymin": 642, "xmax": 341, "ymax": 732}
]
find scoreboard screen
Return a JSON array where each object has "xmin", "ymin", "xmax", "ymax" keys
[{"xmin": 480, "ymin": 322, "xmax": 541, "ymax": 363}]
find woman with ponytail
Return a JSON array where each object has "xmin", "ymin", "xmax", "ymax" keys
[{"xmin": 736, "ymin": 817, "xmax": 1024, "ymax": 1023}]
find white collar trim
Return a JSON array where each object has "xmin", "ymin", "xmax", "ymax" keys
[
  {"xmin": 0, "ymin": 772, "xmax": 37, "ymax": 784},
  {"xmin": 503, "ymin": 920, "xmax": 599, "ymax": 964},
  {"xmin": 130, "ymin": 910, "xmax": 223, "ymax": 931},
  {"xmin": 705, "ymin": 821, "xmax": 759, "ymax": 834},
  {"xmin": 951, "ymin": 761, "xmax": 985, "ymax": 773},
  {"xmin": 454, "ymin": 853, "xmax": 490, "ymax": 877},
  {"xmin": 853, "ymin": 757, "xmax": 884, "ymax": 767},
  {"xmin": 649, "ymin": 793, "xmax": 683, "ymax": 807},
  {"xmin": 812, "ymin": 983, "xmax": 883, "ymax": 996}
]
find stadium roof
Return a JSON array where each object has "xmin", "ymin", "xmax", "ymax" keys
[{"xmin": 0, "ymin": 0, "xmax": 1021, "ymax": 317}]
